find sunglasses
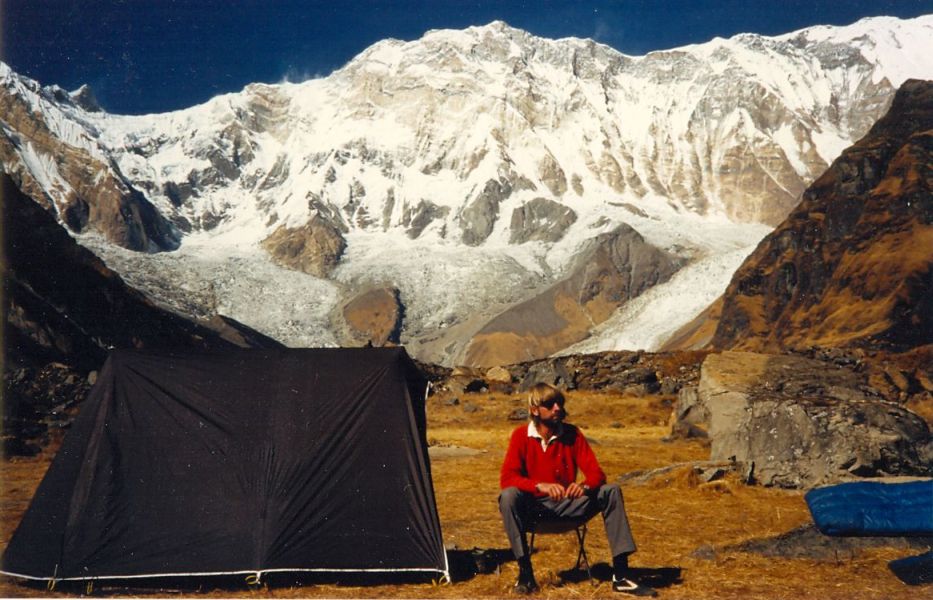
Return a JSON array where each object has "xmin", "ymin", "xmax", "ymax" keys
[{"xmin": 539, "ymin": 398, "xmax": 565, "ymax": 409}]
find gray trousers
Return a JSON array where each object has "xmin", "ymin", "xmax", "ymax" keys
[{"xmin": 499, "ymin": 484, "xmax": 637, "ymax": 560}]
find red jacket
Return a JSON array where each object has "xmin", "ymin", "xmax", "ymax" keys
[{"xmin": 500, "ymin": 423, "xmax": 606, "ymax": 496}]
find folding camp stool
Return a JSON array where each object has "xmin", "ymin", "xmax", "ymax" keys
[{"xmin": 528, "ymin": 517, "xmax": 595, "ymax": 583}]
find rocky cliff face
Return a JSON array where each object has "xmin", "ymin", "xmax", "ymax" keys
[
  {"xmin": 1, "ymin": 174, "xmax": 280, "ymax": 453},
  {"xmin": 2, "ymin": 17, "xmax": 932, "ymax": 364},
  {"xmin": 2, "ymin": 175, "xmax": 256, "ymax": 368},
  {"xmin": 713, "ymin": 79, "xmax": 933, "ymax": 352},
  {"xmin": 0, "ymin": 70, "xmax": 179, "ymax": 251}
]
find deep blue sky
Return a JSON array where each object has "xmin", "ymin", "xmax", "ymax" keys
[{"xmin": 3, "ymin": 0, "xmax": 931, "ymax": 115}]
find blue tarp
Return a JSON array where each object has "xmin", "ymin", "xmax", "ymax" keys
[
  {"xmin": 805, "ymin": 480, "xmax": 933, "ymax": 537},
  {"xmin": 890, "ymin": 550, "xmax": 933, "ymax": 585}
]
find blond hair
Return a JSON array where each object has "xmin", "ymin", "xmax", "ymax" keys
[{"xmin": 527, "ymin": 382, "xmax": 564, "ymax": 409}]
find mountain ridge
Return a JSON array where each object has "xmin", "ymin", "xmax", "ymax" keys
[
  {"xmin": 2, "ymin": 15, "xmax": 932, "ymax": 365},
  {"xmin": 712, "ymin": 78, "xmax": 933, "ymax": 352}
]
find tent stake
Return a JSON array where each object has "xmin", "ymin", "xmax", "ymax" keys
[{"xmin": 47, "ymin": 564, "xmax": 58, "ymax": 591}]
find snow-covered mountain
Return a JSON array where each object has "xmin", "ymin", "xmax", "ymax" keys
[{"xmin": 2, "ymin": 16, "xmax": 931, "ymax": 366}]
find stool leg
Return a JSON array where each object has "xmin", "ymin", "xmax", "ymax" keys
[{"xmin": 575, "ymin": 525, "xmax": 594, "ymax": 583}]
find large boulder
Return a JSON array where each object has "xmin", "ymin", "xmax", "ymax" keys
[
  {"xmin": 676, "ymin": 351, "xmax": 933, "ymax": 488},
  {"xmin": 445, "ymin": 366, "xmax": 488, "ymax": 395},
  {"xmin": 671, "ymin": 385, "xmax": 711, "ymax": 439},
  {"xmin": 485, "ymin": 366, "xmax": 513, "ymax": 384},
  {"xmin": 519, "ymin": 360, "xmax": 575, "ymax": 391}
]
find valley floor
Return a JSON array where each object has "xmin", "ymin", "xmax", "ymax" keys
[{"xmin": 1, "ymin": 390, "xmax": 925, "ymax": 599}]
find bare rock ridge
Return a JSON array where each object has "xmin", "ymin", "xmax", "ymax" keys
[
  {"xmin": 0, "ymin": 74, "xmax": 179, "ymax": 251},
  {"xmin": 1, "ymin": 174, "xmax": 281, "ymax": 453},
  {"xmin": 67, "ymin": 84, "xmax": 102, "ymax": 113},
  {"xmin": 713, "ymin": 79, "xmax": 933, "ymax": 352},
  {"xmin": 1, "ymin": 175, "xmax": 268, "ymax": 367},
  {"xmin": 464, "ymin": 224, "xmax": 680, "ymax": 366}
]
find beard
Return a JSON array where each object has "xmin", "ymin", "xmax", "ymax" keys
[{"xmin": 534, "ymin": 411, "xmax": 565, "ymax": 427}]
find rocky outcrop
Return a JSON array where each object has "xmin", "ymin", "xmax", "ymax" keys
[
  {"xmin": 341, "ymin": 287, "xmax": 404, "ymax": 346},
  {"xmin": 460, "ymin": 178, "xmax": 510, "ymax": 245},
  {"xmin": 238, "ymin": 83, "xmax": 291, "ymax": 137},
  {"xmin": 713, "ymin": 79, "xmax": 933, "ymax": 353},
  {"xmin": 261, "ymin": 214, "xmax": 347, "ymax": 277},
  {"xmin": 427, "ymin": 350, "xmax": 706, "ymax": 404},
  {"xmin": 538, "ymin": 153, "xmax": 567, "ymax": 196},
  {"xmin": 401, "ymin": 199, "xmax": 449, "ymax": 239},
  {"xmin": 4, "ymin": 362, "xmax": 95, "ymax": 456},
  {"xmin": 674, "ymin": 351, "xmax": 933, "ymax": 487},
  {"xmin": 508, "ymin": 197, "xmax": 577, "ymax": 244},
  {"xmin": 68, "ymin": 84, "xmax": 101, "ymax": 112},
  {"xmin": 464, "ymin": 224, "xmax": 680, "ymax": 366}
]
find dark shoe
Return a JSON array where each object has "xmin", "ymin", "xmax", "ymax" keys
[
  {"xmin": 514, "ymin": 555, "xmax": 537, "ymax": 594},
  {"xmin": 612, "ymin": 576, "xmax": 657, "ymax": 596},
  {"xmin": 513, "ymin": 576, "xmax": 539, "ymax": 594}
]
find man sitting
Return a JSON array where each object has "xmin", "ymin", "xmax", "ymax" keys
[{"xmin": 499, "ymin": 383, "xmax": 656, "ymax": 596}]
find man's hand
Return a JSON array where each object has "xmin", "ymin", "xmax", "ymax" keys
[
  {"xmin": 536, "ymin": 482, "xmax": 566, "ymax": 500},
  {"xmin": 565, "ymin": 482, "xmax": 587, "ymax": 499}
]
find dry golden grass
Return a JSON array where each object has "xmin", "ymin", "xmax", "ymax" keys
[{"xmin": 1, "ymin": 390, "xmax": 925, "ymax": 598}]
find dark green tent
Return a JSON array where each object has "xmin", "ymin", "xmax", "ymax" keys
[{"xmin": 2, "ymin": 347, "xmax": 448, "ymax": 583}]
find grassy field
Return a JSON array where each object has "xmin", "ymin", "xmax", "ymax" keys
[{"xmin": 1, "ymin": 388, "xmax": 925, "ymax": 598}]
